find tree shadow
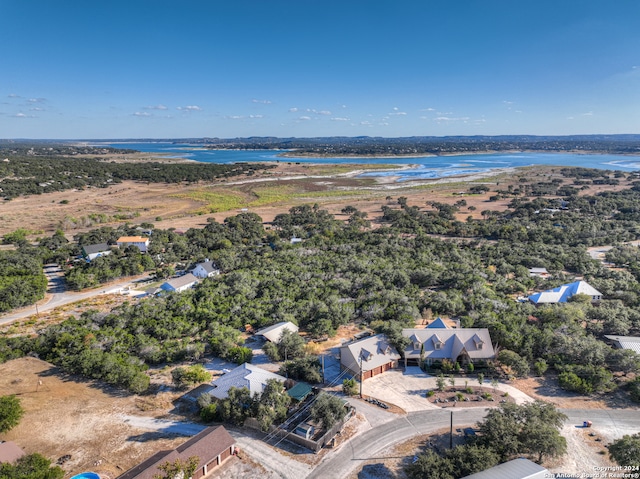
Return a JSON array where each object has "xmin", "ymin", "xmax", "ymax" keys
[
  {"xmin": 37, "ymin": 366, "xmax": 138, "ymax": 399},
  {"xmin": 532, "ymin": 374, "xmax": 634, "ymax": 409},
  {"xmin": 127, "ymin": 431, "xmax": 180, "ymax": 442},
  {"xmin": 358, "ymin": 463, "xmax": 396, "ymax": 479},
  {"xmin": 406, "ymin": 389, "xmax": 427, "ymax": 397}
]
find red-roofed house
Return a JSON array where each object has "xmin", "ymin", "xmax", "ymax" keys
[
  {"xmin": 116, "ymin": 426, "xmax": 236, "ymax": 479},
  {"xmin": 0, "ymin": 441, "xmax": 26, "ymax": 464}
]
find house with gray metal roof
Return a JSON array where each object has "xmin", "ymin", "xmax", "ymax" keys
[
  {"xmin": 528, "ymin": 280, "xmax": 602, "ymax": 305},
  {"xmin": 426, "ymin": 317, "xmax": 452, "ymax": 329},
  {"xmin": 209, "ymin": 363, "xmax": 286, "ymax": 399},
  {"xmin": 460, "ymin": 457, "xmax": 549, "ymax": 479},
  {"xmin": 340, "ymin": 334, "xmax": 401, "ymax": 381},
  {"xmin": 605, "ymin": 335, "xmax": 640, "ymax": 355},
  {"xmin": 255, "ymin": 321, "xmax": 299, "ymax": 343},
  {"xmin": 402, "ymin": 328, "xmax": 495, "ymax": 367},
  {"xmin": 81, "ymin": 243, "xmax": 112, "ymax": 261},
  {"xmin": 192, "ymin": 260, "xmax": 220, "ymax": 279},
  {"xmin": 160, "ymin": 273, "xmax": 199, "ymax": 293}
]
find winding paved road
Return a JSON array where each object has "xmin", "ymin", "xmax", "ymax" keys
[
  {"xmin": 122, "ymin": 405, "xmax": 640, "ymax": 479},
  {"xmin": 308, "ymin": 408, "xmax": 640, "ymax": 479}
]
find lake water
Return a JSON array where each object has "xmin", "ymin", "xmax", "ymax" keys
[{"xmin": 104, "ymin": 142, "xmax": 640, "ymax": 181}]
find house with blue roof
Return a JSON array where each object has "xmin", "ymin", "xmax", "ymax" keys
[{"xmin": 528, "ymin": 280, "xmax": 602, "ymax": 305}]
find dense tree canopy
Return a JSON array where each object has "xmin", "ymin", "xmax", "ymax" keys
[
  {"xmin": 0, "ymin": 394, "xmax": 24, "ymax": 433},
  {"xmin": 2, "ymin": 169, "xmax": 640, "ymax": 401},
  {"xmin": 608, "ymin": 433, "xmax": 640, "ymax": 468}
]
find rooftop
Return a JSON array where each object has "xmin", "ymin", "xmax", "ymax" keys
[
  {"xmin": 255, "ymin": 321, "xmax": 299, "ymax": 343},
  {"xmin": 210, "ymin": 363, "xmax": 286, "ymax": 399},
  {"xmin": 528, "ymin": 280, "xmax": 602, "ymax": 304}
]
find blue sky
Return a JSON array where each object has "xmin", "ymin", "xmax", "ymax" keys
[{"xmin": 1, "ymin": 1, "xmax": 639, "ymax": 139}]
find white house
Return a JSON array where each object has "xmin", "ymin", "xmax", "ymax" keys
[
  {"xmin": 528, "ymin": 267, "xmax": 550, "ymax": 278},
  {"xmin": 209, "ymin": 363, "xmax": 286, "ymax": 399},
  {"xmin": 82, "ymin": 243, "xmax": 111, "ymax": 261},
  {"xmin": 339, "ymin": 334, "xmax": 401, "ymax": 381},
  {"xmin": 160, "ymin": 273, "xmax": 199, "ymax": 293},
  {"xmin": 116, "ymin": 236, "xmax": 150, "ymax": 252},
  {"xmin": 255, "ymin": 321, "xmax": 299, "ymax": 343},
  {"xmin": 192, "ymin": 260, "xmax": 220, "ymax": 279},
  {"xmin": 528, "ymin": 280, "xmax": 602, "ymax": 305}
]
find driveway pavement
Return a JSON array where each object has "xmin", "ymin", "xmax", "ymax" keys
[{"xmin": 362, "ymin": 368, "xmax": 534, "ymax": 412}]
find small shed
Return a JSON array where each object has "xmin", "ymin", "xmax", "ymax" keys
[
  {"xmin": 287, "ymin": 382, "xmax": 313, "ymax": 402},
  {"xmin": 295, "ymin": 423, "xmax": 315, "ymax": 440}
]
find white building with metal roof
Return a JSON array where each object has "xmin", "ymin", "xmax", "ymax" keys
[
  {"xmin": 209, "ymin": 363, "xmax": 286, "ymax": 399},
  {"xmin": 528, "ymin": 280, "xmax": 602, "ymax": 305},
  {"xmin": 192, "ymin": 260, "xmax": 220, "ymax": 279},
  {"xmin": 255, "ymin": 321, "xmax": 299, "ymax": 343},
  {"xmin": 605, "ymin": 335, "xmax": 640, "ymax": 355},
  {"xmin": 160, "ymin": 273, "xmax": 199, "ymax": 293},
  {"xmin": 460, "ymin": 457, "xmax": 549, "ymax": 479}
]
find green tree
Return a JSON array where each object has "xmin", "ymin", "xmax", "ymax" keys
[
  {"xmin": 405, "ymin": 450, "xmax": 454, "ymax": 479},
  {"xmin": 342, "ymin": 378, "xmax": 358, "ymax": 396},
  {"xmin": 171, "ymin": 365, "xmax": 212, "ymax": 389},
  {"xmin": 534, "ymin": 358, "xmax": 548, "ymax": 376},
  {"xmin": 475, "ymin": 402, "xmax": 523, "ymax": 460},
  {"xmin": 608, "ymin": 433, "xmax": 640, "ymax": 468},
  {"xmin": 520, "ymin": 422, "xmax": 567, "ymax": 463},
  {"xmin": 310, "ymin": 393, "xmax": 347, "ymax": 429},
  {"xmin": 475, "ymin": 401, "xmax": 567, "ymax": 462},
  {"xmin": 227, "ymin": 346, "xmax": 253, "ymax": 364},
  {"xmin": 0, "ymin": 395, "xmax": 24, "ymax": 433},
  {"xmin": 497, "ymin": 349, "xmax": 530, "ymax": 377},
  {"xmin": 446, "ymin": 444, "xmax": 500, "ymax": 477},
  {"xmin": 277, "ymin": 329, "xmax": 306, "ymax": 361},
  {"xmin": 254, "ymin": 379, "xmax": 291, "ymax": 432},
  {"xmin": 0, "ymin": 453, "xmax": 64, "ymax": 479},
  {"xmin": 154, "ymin": 456, "xmax": 200, "ymax": 479},
  {"xmin": 217, "ymin": 386, "xmax": 253, "ymax": 425},
  {"xmin": 279, "ymin": 356, "xmax": 322, "ymax": 384}
]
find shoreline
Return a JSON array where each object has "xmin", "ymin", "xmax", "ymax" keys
[{"xmin": 278, "ymin": 149, "xmax": 640, "ymax": 159}]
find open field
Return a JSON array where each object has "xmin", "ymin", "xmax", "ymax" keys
[
  {"xmin": 1, "ymin": 158, "xmax": 633, "ymax": 239},
  {"xmin": 0, "ymin": 357, "xmax": 187, "ymax": 479}
]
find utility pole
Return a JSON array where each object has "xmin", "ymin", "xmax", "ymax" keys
[
  {"xmin": 359, "ymin": 355, "xmax": 363, "ymax": 398},
  {"xmin": 450, "ymin": 410, "xmax": 453, "ymax": 449}
]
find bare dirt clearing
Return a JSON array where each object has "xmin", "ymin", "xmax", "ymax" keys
[
  {"xmin": 511, "ymin": 376, "xmax": 637, "ymax": 410},
  {"xmin": 0, "ymin": 357, "xmax": 188, "ymax": 479}
]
